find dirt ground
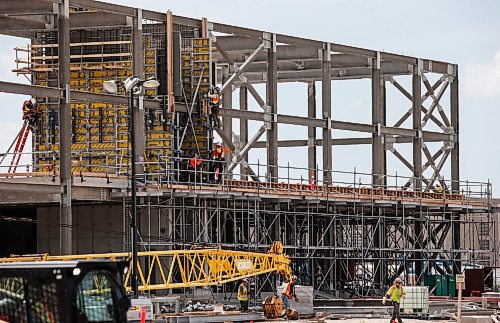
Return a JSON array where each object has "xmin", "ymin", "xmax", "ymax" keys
[{"xmin": 324, "ymin": 319, "xmax": 453, "ymax": 322}]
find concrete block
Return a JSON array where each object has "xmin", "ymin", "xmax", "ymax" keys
[{"xmin": 462, "ymin": 316, "xmax": 492, "ymax": 323}]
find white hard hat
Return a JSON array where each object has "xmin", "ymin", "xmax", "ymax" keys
[
  {"xmin": 394, "ymin": 277, "xmax": 403, "ymax": 284},
  {"xmin": 30, "ymin": 98, "xmax": 37, "ymax": 105}
]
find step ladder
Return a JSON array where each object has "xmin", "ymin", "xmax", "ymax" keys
[{"xmin": 8, "ymin": 120, "xmax": 31, "ymax": 173}]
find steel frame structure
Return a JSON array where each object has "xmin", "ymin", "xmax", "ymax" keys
[{"xmin": 0, "ymin": 0, "xmax": 495, "ymax": 299}]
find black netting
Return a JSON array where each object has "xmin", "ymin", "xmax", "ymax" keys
[{"xmin": 0, "ymin": 276, "xmax": 60, "ymax": 323}]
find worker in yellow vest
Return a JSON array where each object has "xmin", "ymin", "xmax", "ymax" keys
[
  {"xmin": 281, "ymin": 275, "xmax": 299, "ymax": 310},
  {"xmin": 383, "ymin": 277, "xmax": 406, "ymax": 323},
  {"xmin": 238, "ymin": 278, "xmax": 249, "ymax": 312}
]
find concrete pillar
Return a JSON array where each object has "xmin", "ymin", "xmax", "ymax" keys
[{"xmin": 58, "ymin": 0, "xmax": 72, "ymax": 255}]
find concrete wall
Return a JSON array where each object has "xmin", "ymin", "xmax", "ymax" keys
[{"xmin": 37, "ymin": 204, "xmax": 125, "ymax": 254}]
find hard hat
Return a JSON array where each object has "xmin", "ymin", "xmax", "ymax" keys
[
  {"xmin": 291, "ymin": 275, "xmax": 298, "ymax": 281},
  {"xmin": 214, "ymin": 142, "xmax": 222, "ymax": 147},
  {"xmin": 394, "ymin": 277, "xmax": 403, "ymax": 284},
  {"xmin": 30, "ymin": 98, "xmax": 37, "ymax": 105},
  {"xmin": 214, "ymin": 86, "xmax": 220, "ymax": 93},
  {"xmin": 242, "ymin": 278, "xmax": 248, "ymax": 283}
]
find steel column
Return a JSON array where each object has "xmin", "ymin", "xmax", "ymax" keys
[
  {"xmin": 58, "ymin": 0, "xmax": 72, "ymax": 255},
  {"xmin": 222, "ymin": 67, "xmax": 233, "ymax": 176},
  {"xmin": 240, "ymin": 86, "xmax": 248, "ymax": 180},
  {"xmin": 412, "ymin": 66, "xmax": 423, "ymax": 190},
  {"xmin": 308, "ymin": 82, "xmax": 317, "ymax": 182},
  {"xmin": 266, "ymin": 34, "xmax": 278, "ymax": 182},
  {"xmin": 412, "ymin": 64, "xmax": 423, "ymax": 280},
  {"xmin": 322, "ymin": 43, "xmax": 332, "ymax": 184},
  {"xmin": 371, "ymin": 56, "xmax": 385, "ymax": 186},
  {"xmin": 450, "ymin": 68, "xmax": 461, "ymax": 274}
]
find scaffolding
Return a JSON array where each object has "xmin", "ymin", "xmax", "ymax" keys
[{"xmin": 0, "ymin": 0, "xmax": 496, "ymax": 302}]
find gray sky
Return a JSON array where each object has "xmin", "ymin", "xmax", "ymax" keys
[{"xmin": 0, "ymin": 0, "xmax": 499, "ymax": 193}]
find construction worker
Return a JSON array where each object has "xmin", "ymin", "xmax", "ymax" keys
[
  {"xmin": 434, "ymin": 183, "xmax": 444, "ymax": 193},
  {"xmin": 210, "ymin": 142, "xmax": 230, "ymax": 184},
  {"xmin": 238, "ymin": 278, "xmax": 249, "ymax": 312},
  {"xmin": 22, "ymin": 98, "xmax": 40, "ymax": 128},
  {"xmin": 188, "ymin": 153, "xmax": 203, "ymax": 183},
  {"xmin": 383, "ymin": 277, "xmax": 406, "ymax": 323},
  {"xmin": 281, "ymin": 275, "xmax": 299, "ymax": 311},
  {"xmin": 208, "ymin": 86, "xmax": 221, "ymax": 128}
]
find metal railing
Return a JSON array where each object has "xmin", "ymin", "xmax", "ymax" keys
[{"xmin": 0, "ymin": 150, "xmax": 493, "ymax": 204}]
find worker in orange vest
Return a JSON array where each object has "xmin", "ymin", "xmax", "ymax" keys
[
  {"xmin": 210, "ymin": 142, "xmax": 230, "ymax": 184},
  {"xmin": 188, "ymin": 153, "xmax": 202, "ymax": 183},
  {"xmin": 208, "ymin": 86, "xmax": 221, "ymax": 128},
  {"xmin": 281, "ymin": 275, "xmax": 299, "ymax": 311}
]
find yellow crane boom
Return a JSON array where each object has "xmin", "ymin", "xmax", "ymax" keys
[{"xmin": 0, "ymin": 242, "xmax": 292, "ymax": 292}]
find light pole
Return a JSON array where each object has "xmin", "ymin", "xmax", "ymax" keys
[{"xmin": 104, "ymin": 76, "xmax": 160, "ymax": 297}]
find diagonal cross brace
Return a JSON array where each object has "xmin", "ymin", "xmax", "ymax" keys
[
  {"xmin": 220, "ymin": 41, "xmax": 266, "ymax": 93},
  {"xmin": 227, "ymin": 124, "xmax": 267, "ymax": 173},
  {"xmin": 389, "ymin": 76, "xmax": 445, "ymax": 129},
  {"xmin": 215, "ymin": 127, "xmax": 260, "ymax": 182}
]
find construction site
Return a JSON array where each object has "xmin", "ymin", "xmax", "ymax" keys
[{"xmin": 0, "ymin": 1, "xmax": 499, "ymax": 322}]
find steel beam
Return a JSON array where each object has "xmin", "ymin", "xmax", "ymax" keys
[
  {"xmin": 228, "ymin": 125, "xmax": 267, "ymax": 173},
  {"xmin": 308, "ymin": 82, "xmax": 317, "ymax": 182},
  {"xmin": 322, "ymin": 44, "xmax": 332, "ymax": 184},
  {"xmin": 266, "ymin": 34, "xmax": 278, "ymax": 182},
  {"xmin": 220, "ymin": 41, "xmax": 266, "ymax": 93},
  {"xmin": 58, "ymin": 0, "xmax": 72, "ymax": 255}
]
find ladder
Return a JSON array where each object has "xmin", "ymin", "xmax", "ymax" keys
[{"xmin": 8, "ymin": 120, "xmax": 31, "ymax": 173}]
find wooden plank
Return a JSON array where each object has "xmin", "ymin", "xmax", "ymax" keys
[{"xmin": 30, "ymin": 40, "xmax": 131, "ymax": 49}]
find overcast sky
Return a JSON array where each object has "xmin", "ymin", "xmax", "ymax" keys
[{"xmin": 0, "ymin": 0, "xmax": 499, "ymax": 194}]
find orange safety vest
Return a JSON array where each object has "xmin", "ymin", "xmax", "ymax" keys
[
  {"xmin": 190, "ymin": 158, "xmax": 201, "ymax": 168},
  {"xmin": 211, "ymin": 148, "xmax": 224, "ymax": 160},
  {"xmin": 282, "ymin": 282, "xmax": 294, "ymax": 299},
  {"xmin": 211, "ymin": 93, "xmax": 220, "ymax": 105}
]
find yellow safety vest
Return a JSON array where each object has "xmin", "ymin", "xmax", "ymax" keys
[
  {"xmin": 238, "ymin": 283, "xmax": 248, "ymax": 301},
  {"xmin": 386, "ymin": 285, "xmax": 405, "ymax": 303}
]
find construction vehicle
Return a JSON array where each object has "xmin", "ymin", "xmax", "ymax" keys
[
  {"xmin": 0, "ymin": 242, "xmax": 292, "ymax": 320},
  {"xmin": 0, "ymin": 260, "xmax": 130, "ymax": 323}
]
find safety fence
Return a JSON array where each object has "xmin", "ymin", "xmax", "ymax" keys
[{"xmin": 0, "ymin": 150, "xmax": 492, "ymax": 206}]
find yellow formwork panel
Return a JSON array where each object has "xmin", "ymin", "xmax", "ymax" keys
[{"xmin": 89, "ymin": 142, "xmax": 115, "ymax": 149}]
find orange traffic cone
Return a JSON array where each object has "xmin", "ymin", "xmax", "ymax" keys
[{"xmin": 140, "ymin": 305, "xmax": 146, "ymax": 323}]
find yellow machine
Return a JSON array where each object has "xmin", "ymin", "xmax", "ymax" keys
[{"xmin": 0, "ymin": 242, "xmax": 292, "ymax": 292}]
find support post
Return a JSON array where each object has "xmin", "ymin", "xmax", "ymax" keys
[
  {"xmin": 133, "ymin": 9, "xmax": 145, "ymax": 174},
  {"xmin": 372, "ymin": 54, "xmax": 386, "ymax": 187},
  {"xmin": 450, "ymin": 67, "xmax": 461, "ymax": 274},
  {"xmin": 307, "ymin": 82, "xmax": 316, "ymax": 183},
  {"xmin": 412, "ymin": 62, "xmax": 423, "ymax": 280},
  {"xmin": 166, "ymin": 10, "xmax": 174, "ymax": 112},
  {"xmin": 240, "ymin": 86, "xmax": 248, "ymax": 180},
  {"xmin": 129, "ymin": 91, "xmax": 139, "ymax": 297},
  {"xmin": 222, "ymin": 66, "xmax": 233, "ymax": 177},
  {"xmin": 266, "ymin": 34, "xmax": 278, "ymax": 182},
  {"xmin": 322, "ymin": 43, "xmax": 332, "ymax": 184},
  {"xmin": 58, "ymin": 0, "xmax": 72, "ymax": 255},
  {"xmin": 412, "ymin": 63, "xmax": 423, "ymax": 190},
  {"xmin": 450, "ymin": 69, "xmax": 459, "ymax": 192}
]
